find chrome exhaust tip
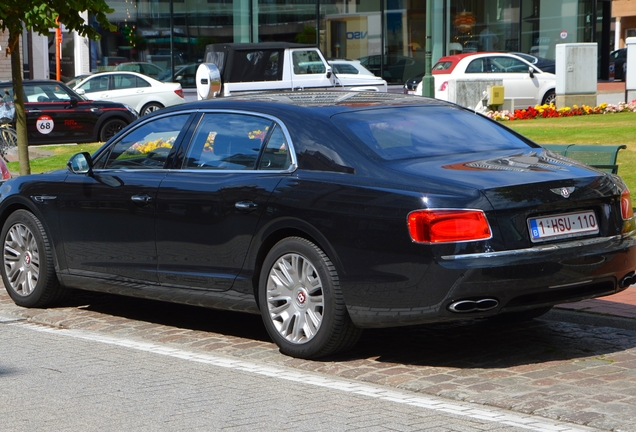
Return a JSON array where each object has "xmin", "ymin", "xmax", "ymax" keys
[
  {"xmin": 619, "ymin": 272, "xmax": 636, "ymax": 289},
  {"xmin": 448, "ymin": 298, "xmax": 499, "ymax": 313}
]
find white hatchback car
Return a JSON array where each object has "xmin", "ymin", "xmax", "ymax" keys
[
  {"xmin": 73, "ymin": 71, "xmax": 186, "ymax": 116},
  {"xmin": 416, "ymin": 52, "xmax": 556, "ymax": 110},
  {"xmin": 328, "ymin": 59, "xmax": 388, "ymax": 92}
]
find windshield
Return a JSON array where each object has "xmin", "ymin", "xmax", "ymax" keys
[{"xmin": 331, "ymin": 106, "xmax": 532, "ymax": 161}]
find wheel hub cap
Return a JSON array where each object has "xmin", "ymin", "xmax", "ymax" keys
[
  {"xmin": 266, "ymin": 252, "xmax": 325, "ymax": 344},
  {"xmin": 3, "ymin": 223, "xmax": 40, "ymax": 297}
]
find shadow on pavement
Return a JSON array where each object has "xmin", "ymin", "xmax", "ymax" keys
[{"xmin": 53, "ymin": 289, "xmax": 636, "ymax": 367}]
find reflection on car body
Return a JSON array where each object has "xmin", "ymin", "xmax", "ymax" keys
[
  {"xmin": 0, "ymin": 79, "xmax": 138, "ymax": 144},
  {"xmin": 1, "ymin": 92, "xmax": 635, "ymax": 360}
]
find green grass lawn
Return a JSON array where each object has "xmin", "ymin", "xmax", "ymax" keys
[
  {"xmin": 6, "ymin": 143, "xmax": 103, "ymax": 174},
  {"xmin": 7, "ymin": 113, "xmax": 636, "ymax": 192}
]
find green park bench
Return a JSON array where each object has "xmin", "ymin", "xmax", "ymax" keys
[{"xmin": 541, "ymin": 144, "xmax": 627, "ymax": 174}]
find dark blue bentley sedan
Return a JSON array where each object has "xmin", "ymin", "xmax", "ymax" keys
[{"xmin": 1, "ymin": 92, "xmax": 635, "ymax": 359}]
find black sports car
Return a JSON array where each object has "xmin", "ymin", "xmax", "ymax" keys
[
  {"xmin": 1, "ymin": 92, "xmax": 635, "ymax": 359},
  {"xmin": 0, "ymin": 80, "xmax": 138, "ymax": 144}
]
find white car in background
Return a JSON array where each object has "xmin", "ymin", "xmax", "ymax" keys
[
  {"xmin": 328, "ymin": 59, "xmax": 388, "ymax": 92},
  {"xmin": 72, "ymin": 71, "xmax": 186, "ymax": 116},
  {"xmin": 114, "ymin": 62, "xmax": 165, "ymax": 79},
  {"xmin": 415, "ymin": 52, "xmax": 556, "ymax": 110}
]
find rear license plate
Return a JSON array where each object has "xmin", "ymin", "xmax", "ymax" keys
[{"xmin": 528, "ymin": 210, "xmax": 598, "ymax": 243}]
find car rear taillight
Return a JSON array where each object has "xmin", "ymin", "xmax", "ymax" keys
[
  {"xmin": 175, "ymin": 89, "xmax": 184, "ymax": 98},
  {"xmin": 439, "ymin": 81, "xmax": 448, "ymax": 91},
  {"xmin": 621, "ymin": 189, "xmax": 633, "ymax": 220},
  {"xmin": 407, "ymin": 209, "xmax": 492, "ymax": 244}
]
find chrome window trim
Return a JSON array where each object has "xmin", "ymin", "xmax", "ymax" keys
[{"xmin": 93, "ymin": 108, "xmax": 298, "ymax": 174}]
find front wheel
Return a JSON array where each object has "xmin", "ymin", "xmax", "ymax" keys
[
  {"xmin": 259, "ymin": 237, "xmax": 362, "ymax": 359},
  {"xmin": 1, "ymin": 210, "xmax": 64, "ymax": 307},
  {"xmin": 99, "ymin": 118, "xmax": 128, "ymax": 142},
  {"xmin": 542, "ymin": 90, "xmax": 556, "ymax": 106}
]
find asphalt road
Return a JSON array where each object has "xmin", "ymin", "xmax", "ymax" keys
[{"xmin": 1, "ymin": 288, "xmax": 635, "ymax": 431}]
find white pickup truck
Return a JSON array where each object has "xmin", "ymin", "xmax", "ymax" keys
[{"xmin": 196, "ymin": 42, "xmax": 387, "ymax": 99}]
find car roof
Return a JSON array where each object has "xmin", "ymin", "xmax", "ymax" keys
[
  {"xmin": 432, "ymin": 52, "xmax": 532, "ymax": 74},
  {"xmin": 166, "ymin": 91, "xmax": 449, "ymax": 118},
  {"xmin": 0, "ymin": 79, "xmax": 67, "ymax": 86}
]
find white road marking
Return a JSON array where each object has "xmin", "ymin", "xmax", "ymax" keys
[{"xmin": 8, "ymin": 320, "xmax": 594, "ymax": 432}]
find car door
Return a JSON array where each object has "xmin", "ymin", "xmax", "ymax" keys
[
  {"xmin": 155, "ymin": 112, "xmax": 293, "ymax": 290},
  {"xmin": 57, "ymin": 113, "xmax": 193, "ymax": 283},
  {"xmin": 485, "ymin": 56, "xmax": 541, "ymax": 108},
  {"xmin": 107, "ymin": 73, "xmax": 153, "ymax": 110},
  {"xmin": 290, "ymin": 49, "xmax": 334, "ymax": 90},
  {"xmin": 23, "ymin": 82, "xmax": 94, "ymax": 143}
]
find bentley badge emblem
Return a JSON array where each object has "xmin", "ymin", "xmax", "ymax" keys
[{"xmin": 550, "ymin": 187, "xmax": 575, "ymax": 198}]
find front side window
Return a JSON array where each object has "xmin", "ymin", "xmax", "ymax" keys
[
  {"xmin": 79, "ymin": 76, "xmax": 109, "ymax": 93},
  {"xmin": 95, "ymin": 114, "xmax": 190, "ymax": 169},
  {"xmin": 183, "ymin": 113, "xmax": 273, "ymax": 170},
  {"xmin": 292, "ymin": 50, "xmax": 326, "ymax": 75},
  {"xmin": 490, "ymin": 56, "xmax": 530, "ymax": 73},
  {"xmin": 25, "ymin": 84, "xmax": 73, "ymax": 102}
]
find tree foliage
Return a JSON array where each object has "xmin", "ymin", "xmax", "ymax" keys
[{"xmin": 0, "ymin": 0, "xmax": 114, "ymax": 175}]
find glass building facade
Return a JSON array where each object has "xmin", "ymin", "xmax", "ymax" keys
[{"xmin": 76, "ymin": 0, "xmax": 609, "ymax": 86}]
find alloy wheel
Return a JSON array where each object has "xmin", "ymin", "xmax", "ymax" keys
[
  {"xmin": 3, "ymin": 223, "xmax": 40, "ymax": 296},
  {"xmin": 266, "ymin": 252, "xmax": 324, "ymax": 344}
]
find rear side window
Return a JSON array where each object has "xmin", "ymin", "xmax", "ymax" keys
[
  {"xmin": 331, "ymin": 106, "xmax": 531, "ymax": 161},
  {"xmin": 231, "ymin": 50, "xmax": 283, "ymax": 82},
  {"xmin": 183, "ymin": 113, "xmax": 274, "ymax": 170}
]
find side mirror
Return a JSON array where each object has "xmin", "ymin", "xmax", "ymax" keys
[
  {"xmin": 529, "ymin": 66, "xmax": 535, "ymax": 78},
  {"xmin": 67, "ymin": 152, "xmax": 93, "ymax": 175}
]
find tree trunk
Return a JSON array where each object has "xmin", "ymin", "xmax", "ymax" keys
[{"xmin": 8, "ymin": 30, "xmax": 31, "ymax": 176}]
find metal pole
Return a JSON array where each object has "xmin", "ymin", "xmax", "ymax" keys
[
  {"xmin": 422, "ymin": 0, "xmax": 434, "ymax": 97},
  {"xmin": 56, "ymin": 17, "xmax": 62, "ymax": 81}
]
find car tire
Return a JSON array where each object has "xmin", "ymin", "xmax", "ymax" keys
[
  {"xmin": 99, "ymin": 118, "xmax": 128, "ymax": 142},
  {"xmin": 487, "ymin": 306, "xmax": 553, "ymax": 324},
  {"xmin": 1, "ymin": 210, "xmax": 65, "ymax": 308},
  {"xmin": 542, "ymin": 90, "xmax": 556, "ymax": 106},
  {"xmin": 259, "ymin": 237, "xmax": 362, "ymax": 359},
  {"xmin": 140, "ymin": 102, "xmax": 164, "ymax": 116}
]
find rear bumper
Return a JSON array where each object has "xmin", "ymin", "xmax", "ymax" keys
[{"xmin": 345, "ymin": 233, "xmax": 636, "ymax": 328}]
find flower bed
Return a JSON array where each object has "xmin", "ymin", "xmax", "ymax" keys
[{"xmin": 486, "ymin": 100, "xmax": 636, "ymax": 121}]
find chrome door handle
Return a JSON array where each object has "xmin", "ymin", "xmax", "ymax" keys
[
  {"xmin": 235, "ymin": 201, "xmax": 258, "ymax": 211},
  {"xmin": 131, "ymin": 195, "xmax": 153, "ymax": 204}
]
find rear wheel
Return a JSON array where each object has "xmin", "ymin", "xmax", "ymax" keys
[
  {"xmin": 259, "ymin": 237, "xmax": 362, "ymax": 359},
  {"xmin": 140, "ymin": 102, "xmax": 164, "ymax": 116},
  {"xmin": 1, "ymin": 210, "xmax": 64, "ymax": 307},
  {"xmin": 99, "ymin": 118, "xmax": 128, "ymax": 142}
]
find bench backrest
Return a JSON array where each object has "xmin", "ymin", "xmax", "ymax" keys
[{"xmin": 541, "ymin": 144, "xmax": 626, "ymax": 174}]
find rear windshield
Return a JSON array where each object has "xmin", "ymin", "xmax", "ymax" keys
[
  {"xmin": 331, "ymin": 106, "xmax": 532, "ymax": 161},
  {"xmin": 432, "ymin": 61, "xmax": 453, "ymax": 71}
]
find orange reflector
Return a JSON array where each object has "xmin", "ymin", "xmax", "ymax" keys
[
  {"xmin": 407, "ymin": 209, "xmax": 492, "ymax": 244},
  {"xmin": 621, "ymin": 189, "xmax": 634, "ymax": 220}
]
